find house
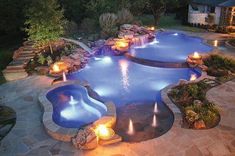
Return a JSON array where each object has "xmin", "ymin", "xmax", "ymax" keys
[{"xmin": 188, "ymin": 0, "xmax": 235, "ymax": 30}]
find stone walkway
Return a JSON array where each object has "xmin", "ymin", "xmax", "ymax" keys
[{"xmin": 0, "ymin": 75, "xmax": 234, "ymax": 156}]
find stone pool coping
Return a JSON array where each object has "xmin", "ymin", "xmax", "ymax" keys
[{"xmin": 38, "ymin": 80, "xmax": 117, "ymax": 142}]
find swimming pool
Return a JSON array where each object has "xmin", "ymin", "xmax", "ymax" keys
[
  {"xmin": 67, "ymin": 56, "xmax": 201, "ymax": 107},
  {"xmin": 47, "ymin": 85, "xmax": 107, "ymax": 128},
  {"xmin": 46, "ymin": 31, "xmax": 210, "ymax": 141},
  {"xmin": 128, "ymin": 31, "xmax": 213, "ymax": 63}
]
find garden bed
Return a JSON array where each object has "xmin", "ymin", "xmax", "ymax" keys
[
  {"xmin": 204, "ymin": 54, "xmax": 235, "ymax": 82},
  {"xmin": 168, "ymin": 80, "xmax": 220, "ymax": 129}
]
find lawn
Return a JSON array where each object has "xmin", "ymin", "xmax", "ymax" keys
[{"xmin": 138, "ymin": 14, "xmax": 206, "ymax": 33}]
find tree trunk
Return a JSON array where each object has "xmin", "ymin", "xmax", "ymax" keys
[
  {"xmin": 153, "ymin": 14, "xmax": 161, "ymax": 26},
  {"xmin": 49, "ymin": 43, "xmax": 53, "ymax": 54}
]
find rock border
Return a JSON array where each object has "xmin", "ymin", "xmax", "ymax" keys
[{"xmin": 38, "ymin": 80, "xmax": 117, "ymax": 142}]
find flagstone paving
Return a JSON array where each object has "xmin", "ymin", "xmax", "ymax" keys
[{"xmin": 0, "ymin": 75, "xmax": 234, "ymax": 156}]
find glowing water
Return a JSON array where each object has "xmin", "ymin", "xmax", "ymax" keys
[
  {"xmin": 154, "ymin": 102, "xmax": 158, "ymax": 114},
  {"xmin": 69, "ymin": 96, "xmax": 78, "ymax": 105},
  {"xmin": 63, "ymin": 72, "xmax": 67, "ymax": 82},
  {"xmin": 119, "ymin": 59, "xmax": 130, "ymax": 91},
  {"xmin": 127, "ymin": 119, "xmax": 135, "ymax": 135},
  {"xmin": 152, "ymin": 115, "xmax": 157, "ymax": 127},
  {"xmin": 132, "ymin": 35, "xmax": 149, "ymax": 47}
]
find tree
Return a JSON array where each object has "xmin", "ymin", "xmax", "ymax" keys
[
  {"xmin": 85, "ymin": 0, "xmax": 117, "ymax": 19},
  {"xmin": 146, "ymin": 0, "xmax": 181, "ymax": 25},
  {"xmin": 0, "ymin": 0, "xmax": 29, "ymax": 36},
  {"xmin": 25, "ymin": 0, "xmax": 67, "ymax": 53}
]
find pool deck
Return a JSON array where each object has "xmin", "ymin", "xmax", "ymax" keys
[{"xmin": 0, "ymin": 31, "xmax": 235, "ymax": 156}]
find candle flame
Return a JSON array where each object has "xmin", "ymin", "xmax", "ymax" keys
[{"xmin": 127, "ymin": 119, "xmax": 135, "ymax": 135}]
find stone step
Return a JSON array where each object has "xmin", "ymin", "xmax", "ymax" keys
[
  {"xmin": 23, "ymin": 47, "xmax": 36, "ymax": 51},
  {"xmin": 2, "ymin": 69, "xmax": 28, "ymax": 81},
  {"xmin": 16, "ymin": 56, "xmax": 34, "ymax": 61},
  {"xmin": 6, "ymin": 65, "xmax": 25, "ymax": 70},
  {"xmin": 23, "ymin": 41, "xmax": 34, "ymax": 46},
  {"xmin": 20, "ymin": 50, "xmax": 35, "ymax": 54},
  {"xmin": 17, "ymin": 53, "xmax": 35, "ymax": 58},
  {"xmin": 3, "ymin": 68, "xmax": 26, "ymax": 73},
  {"xmin": 9, "ymin": 60, "xmax": 28, "ymax": 66}
]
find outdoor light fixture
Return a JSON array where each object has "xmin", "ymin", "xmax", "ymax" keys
[
  {"xmin": 147, "ymin": 26, "xmax": 155, "ymax": 31},
  {"xmin": 115, "ymin": 40, "xmax": 129, "ymax": 52},
  {"xmin": 214, "ymin": 40, "xmax": 218, "ymax": 47},
  {"xmin": 95, "ymin": 125, "xmax": 115, "ymax": 140},
  {"xmin": 192, "ymin": 52, "xmax": 202, "ymax": 60},
  {"xmin": 50, "ymin": 61, "xmax": 68, "ymax": 76}
]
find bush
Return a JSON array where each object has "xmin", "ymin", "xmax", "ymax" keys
[
  {"xmin": 79, "ymin": 18, "xmax": 98, "ymax": 34},
  {"xmin": 64, "ymin": 21, "xmax": 79, "ymax": 37},
  {"xmin": 99, "ymin": 13, "xmax": 118, "ymax": 38},
  {"xmin": 204, "ymin": 54, "xmax": 235, "ymax": 79},
  {"xmin": 117, "ymin": 8, "xmax": 133, "ymax": 25}
]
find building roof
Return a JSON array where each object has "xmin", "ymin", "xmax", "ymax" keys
[
  {"xmin": 191, "ymin": 0, "xmax": 229, "ymax": 6},
  {"xmin": 219, "ymin": 0, "xmax": 235, "ymax": 7}
]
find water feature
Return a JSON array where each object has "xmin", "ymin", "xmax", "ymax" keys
[
  {"xmin": 68, "ymin": 96, "xmax": 78, "ymax": 105},
  {"xmin": 152, "ymin": 115, "xmax": 157, "ymax": 128},
  {"xmin": 62, "ymin": 72, "xmax": 67, "ymax": 82},
  {"xmin": 127, "ymin": 119, "xmax": 135, "ymax": 135},
  {"xmin": 154, "ymin": 102, "xmax": 158, "ymax": 114}
]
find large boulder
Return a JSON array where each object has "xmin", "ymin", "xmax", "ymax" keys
[{"xmin": 72, "ymin": 126, "xmax": 98, "ymax": 150}]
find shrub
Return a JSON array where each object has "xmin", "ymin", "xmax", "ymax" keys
[
  {"xmin": 117, "ymin": 8, "xmax": 134, "ymax": 25},
  {"xmin": 99, "ymin": 13, "xmax": 118, "ymax": 38},
  {"xmin": 204, "ymin": 54, "xmax": 235, "ymax": 78},
  {"xmin": 64, "ymin": 21, "xmax": 79, "ymax": 37},
  {"xmin": 79, "ymin": 18, "xmax": 98, "ymax": 34},
  {"xmin": 37, "ymin": 54, "xmax": 47, "ymax": 65}
]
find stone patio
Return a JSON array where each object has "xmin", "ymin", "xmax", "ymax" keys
[{"xmin": 0, "ymin": 31, "xmax": 235, "ymax": 156}]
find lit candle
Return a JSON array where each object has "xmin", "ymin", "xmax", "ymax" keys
[{"xmin": 95, "ymin": 125, "xmax": 115, "ymax": 140}]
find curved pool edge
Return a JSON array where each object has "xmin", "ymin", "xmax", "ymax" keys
[
  {"xmin": 125, "ymin": 53, "xmax": 189, "ymax": 68},
  {"xmin": 38, "ymin": 80, "xmax": 117, "ymax": 142},
  {"xmin": 160, "ymin": 71, "xmax": 215, "ymax": 124}
]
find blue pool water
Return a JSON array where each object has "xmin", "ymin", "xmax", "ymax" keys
[
  {"xmin": 67, "ymin": 56, "xmax": 201, "ymax": 107},
  {"xmin": 47, "ymin": 85, "xmax": 107, "ymax": 128},
  {"xmin": 129, "ymin": 31, "xmax": 213, "ymax": 63}
]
